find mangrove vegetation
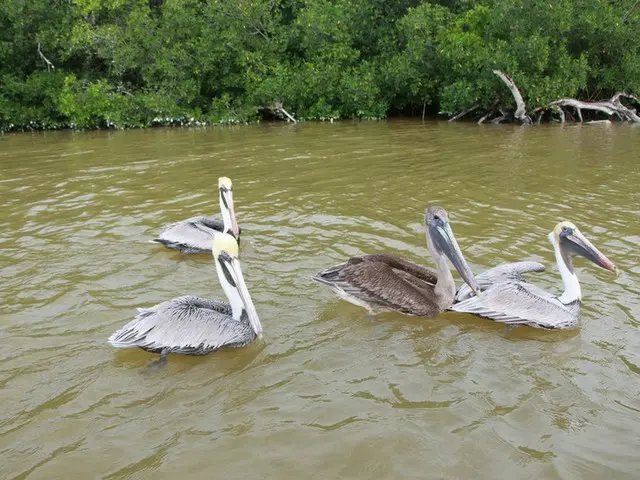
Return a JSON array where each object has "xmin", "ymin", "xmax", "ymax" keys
[{"xmin": 1, "ymin": 0, "xmax": 639, "ymax": 130}]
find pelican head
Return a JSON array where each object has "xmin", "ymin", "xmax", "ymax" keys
[
  {"xmin": 212, "ymin": 233, "xmax": 262, "ymax": 336},
  {"xmin": 425, "ymin": 206, "xmax": 480, "ymax": 294},
  {"xmin": 552, "ymin": 221, "xmax": 617, "ymax": 274},
  {"xmin": 218, "ymin": 177, "xmax": 240, "ymax": 239}
]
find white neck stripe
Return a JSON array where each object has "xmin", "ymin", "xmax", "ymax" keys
[{"xmin": 548, "ymin": 232, "xmax": 581, "ymax": 304}]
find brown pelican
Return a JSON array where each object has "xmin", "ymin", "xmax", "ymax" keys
[
  {"xmin": 312, "ymin": 206, "xmax": 480, "ymax": 316},
  {"xmin": 152, "ymin": 177, "xmax": 240, "ymax": 254},
  {"xmin": 451, "ymin": 221, "xmax": 617, "ymax": 329},
  {"xmin": 109, "ymin": 233, "xmax": 261, "ymax": 363}
]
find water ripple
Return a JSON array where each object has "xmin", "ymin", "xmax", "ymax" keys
[{"xmin": 1, "ymin": 122, "xmax": 639, "ymax": 478}]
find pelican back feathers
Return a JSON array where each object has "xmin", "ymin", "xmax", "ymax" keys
[
  {"xmin": 313, "ymin": 254, "xmax": 445, "ymax": 316},
  {"xmin": 451, "ymin": 282, "xmax": 580, "ymax": 329},
  {"xmin": 108, "ymin": 295, "xmax": 256, "ymax": 354},
  {"xmin": 152, "ymin": 216, "xmax": 226, "ymax": 253},
  {"xmin": 454, "ymin": 261, "xmax": 546, "ymax": 302}
]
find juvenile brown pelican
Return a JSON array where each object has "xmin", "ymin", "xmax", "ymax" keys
[
  {"xmin": 312, "ymin": 206, "xmax": 480, "ymax": 316},
  {"xmin": 109, "ymin": 233, "xmax": 261, "ymax": 362},
  {"xmin": 451, "ymin": 221, "xmax": 617, "ymax": 329},
  {"xmin": 152, "ymin": 177, "xmax": 240, "ymax": 254}
]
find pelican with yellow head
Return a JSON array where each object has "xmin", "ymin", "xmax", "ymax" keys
[
  {"xmin": 451, "ymin": 221, "xmax": 617, "ymax": 329},
  {"xmin": 152, "ymin": 176, "xmax": 240, "ymax": 254},
  {"xmin": 109, "ymin": 233, "xmax": 261, "ymax": 363}
]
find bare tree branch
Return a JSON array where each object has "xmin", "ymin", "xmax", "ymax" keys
[
  {"xmin": 530, "ymin": 107, "xmax": 545, "ymax": 124},
  {"xmin": 448, "ymin": 103, "xmax": 479, "ymax": 122},
  {"xmin": 37, "ymin": 42, "xmax": 55, "ymax": 72},
  {"xmin": 275, "ymin": 102, "xmax": 297, "ymax": 123},
  {"xmin": 490, "ymin": 107, "xmax": 510, "ymax": 124},
  {"xmin": 550, "ymin": 94, "xmax": 640, "ymax": 123},
  {"xmin": 492, "ymin": 70, "xmax": 531, "ymax": 124},
  {"xmin": 610, "ymin": 92, "xmax": 640, "ymax": 105},
  {"xmin": 477, "ymin": 111, "xmax": 493, "ymax": 124}
]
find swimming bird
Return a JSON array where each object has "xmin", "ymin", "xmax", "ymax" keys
[
  {"xmin": 312, "ymin": 206, "xmax": 480, "ymax": 316},
  {"xmin": 109, "ymin": 233, "xmax": 261, "ymax": 363},
  {"xmin": 450, "ymin": 221, "xmax": 617, "ymax": 329},
  {"xmin": 152, "ymin": 177, "xmax": 240, "ymax": 254}
]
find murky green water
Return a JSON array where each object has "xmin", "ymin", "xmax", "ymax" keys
[{"xmin": 1, "ymin": 121, "xmax": 639, "ymax": 479}]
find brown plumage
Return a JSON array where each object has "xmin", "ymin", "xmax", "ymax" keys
[{"xmin": 313, "ymin": 206, "xmax": 479, "ymax": 317}]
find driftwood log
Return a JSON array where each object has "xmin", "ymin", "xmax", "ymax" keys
[
  {"xmin": 551, "ymin": 93, "xmax": 640, "ymax": 123},
  {"xmin": 449, "ymin": 70, "xmax": 640, "ymax": 124}
]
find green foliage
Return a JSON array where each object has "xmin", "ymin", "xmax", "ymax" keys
[
  {"xmin": 59, "ymin": 75, "xmax": 147, "ymax": 128},
  {"xmin": 0, "ymin": 71, "xmax": 67, "ymax": 128},
  {"xmin": 1, "ymin": 0, "xmax": 639, "ymax": 130},
  {"xmin": 208, "ymin": 94, "xmax": 258, "ymax": 124}
]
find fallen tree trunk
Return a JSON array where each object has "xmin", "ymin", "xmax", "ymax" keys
[
  {"xmin": 447, "ymin": 69, "xmax": 640, "ymax": 125},
  {"xmin": 550, "ymin": 93, "xmax": 640, "ymax": 123}
]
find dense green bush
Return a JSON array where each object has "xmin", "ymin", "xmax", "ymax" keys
[{"xmin": 1, "ymin": 0, "xmax": 638, "ymax": 130}]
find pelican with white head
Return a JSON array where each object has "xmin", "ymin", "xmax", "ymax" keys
[{"xmin": 109, "ymin": 232, "xmax": 261, "ymax": 365}]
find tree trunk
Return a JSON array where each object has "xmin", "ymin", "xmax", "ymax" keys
[{"xmin": 492, "ymin": 70, "xmax": 531, "ymax": 124}]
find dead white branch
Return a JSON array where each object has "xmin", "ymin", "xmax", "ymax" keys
[
  {"xmin": 493, "ymin": 70, "xmax": 531, "ymax": 124},
  {"xmin": 490, "ymin": 107, "xmax": 510, "ymax": 124},
  {"xmin": 448, "ymin": 103, "xmax": 479, "ymax": 122},
  {"xmin": 477, "ymin": 111, "xmax": 493, "ymax": 124},
  {"xmin": 611, "ymin": 92, "xmax": 640, "ymax": 104},
  {"xmin": 609, "ymin": 92, "xmax": 640, "ymax": 122},
  {"xmin": 37, "ymin": 42, "xmax": 55, "ymax": 71},
  {"xmin": 275, "ymin": 102, "xmax": 297, "ymax": 124},
  {"xmin": 531, "ymin": 107, "xmax": 545, "ymax": 124},
  {"xmin": 550, "ymin": 93, "xmax": 640, "ymax": 123}
]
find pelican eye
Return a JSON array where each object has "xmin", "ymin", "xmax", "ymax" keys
[{"xmin": 560, "ymin": 226, "xmax": 573, "ymax": 237}]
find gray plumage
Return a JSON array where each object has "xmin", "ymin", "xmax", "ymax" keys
[
  {"xmin": 449, "ymin": 220, "xmax": 617, "ymax": 330},
  {"xmin": 450, "ymin": 272, "xmax": 581, "ymax": 330},
  {"xmin": 152, "ymin": 216, "xmax": 226, "ymax": 254},
  {"xmin": 108, "ymin": 295, "xmax": 256, "ymax": 354},
  {"xmin": 313, "ymin": 254, "xmax": 445, "ymax": 316},
  {"xmin": 454, "ymin": 261, "xmax": 546, "ymax": 302}
]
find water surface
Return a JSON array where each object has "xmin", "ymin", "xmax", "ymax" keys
[{"xmin": 1, "ymin": 121, "xmax": 639, "ymax": 479}]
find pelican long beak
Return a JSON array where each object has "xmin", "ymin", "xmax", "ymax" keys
[
  {"xmin": 563, "ymin": 229, "xmax": 617, "ymax": 273},
  {"xmin": 431, "ymin": 222, "xmax": 480, "ymax": 294},
  {"xmin": 224, "ymin": 257, "xmax": 262, "ymax": 336},
  {"xmin": 220, "ymin": 188, "xmax": 240, "ymax": 239}
]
